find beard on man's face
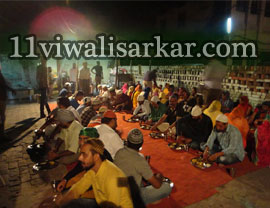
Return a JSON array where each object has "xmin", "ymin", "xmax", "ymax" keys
[{"xmin": 80, "ymin": 161, "xmax": 95, "ymax": 171}]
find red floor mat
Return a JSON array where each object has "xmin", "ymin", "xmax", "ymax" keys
[
  {"xmin": 116, "ymin": 113, "xmax": 261, "ymax": 208},
  {"xmin": 48, "ymin": 103, "xmax": 260, "ymax": 207}
]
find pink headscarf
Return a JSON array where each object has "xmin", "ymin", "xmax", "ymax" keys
[{"xmin": 121, "ymin": 83, "xmax": 128, "ymax": 94}]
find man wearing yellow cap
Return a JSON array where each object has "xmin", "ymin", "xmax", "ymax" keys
[{"xmin": 56, "ymin": 138, "xmax": 133, "ymax": 208}]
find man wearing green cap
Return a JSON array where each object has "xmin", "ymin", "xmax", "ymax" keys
[{"xmin": 56, "ymin": 127, "xmax": 100, "ymax": 193}]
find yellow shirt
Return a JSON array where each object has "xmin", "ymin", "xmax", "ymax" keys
[
  {"xmin": 70, "ymin": 160, "xmax": 133, "ymax": 208},
  {"xmin": 163, "ymin": 88, "xmax": 169, "ymax": 95},
  {"xmin": 132, "ymin": 91, "xmax": 141, "ymax": 109}
]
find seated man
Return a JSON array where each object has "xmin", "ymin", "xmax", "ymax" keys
[
  {"xmin": 57, "ymin": 97, "xmax": 81, "ymax": 123},
  {"xmin": 56, "ymin": 139, "xmax": 133, "ymax": 208},
  {"xmin": 47, "ymin": 110, "xmax": 83, "ymax": 179},
  {"xmin": 132, "ymin": 94, "xmax": 151, "ymax": 121},
  {"xmin": 202, "ymin": 114, "xmax": 245, "ymax": 165},
  {"xmin": 95, "ymin": 110, "xmax": 124, "ymax": 159},
  {"xmin": 56, "ymin": 127, "xmax": 112, "ymax": 193},
  {"xmin": 147, "ymin": 96, "xmax": 167, "ymax": 125},
  {"xmin": 76, "ymin": 96, "xmax": 92, "ymax": 115},
  {"xmin": 114, "ymin": 128, "xmax": 172, "ymax": 205},
  {"xmin": 113, "ymin": 90, "xmax": 133, "ymax": 112},
  {"xmin": 176, "ymin": 105, "xmax": 213, "ymax": 150},
  {"xmin": 70, "ymin": 90, "xmax": 84, "ymax": 109},
  {"xmin": 151, "ymin": 93, "xmax": 179, "ymax": 133},
  {"xmin": 87, "ymin": 106, "xmax": 108, "ymax": 128},
  {"xmin": 59, "ymin": 82, "xmax": 72, "ymax": 97},
  {"xmin": 80, "ymin": 98, "xmax": 101, "ymax": 127}
]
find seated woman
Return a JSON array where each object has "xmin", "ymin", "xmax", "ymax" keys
[
  {"xmin": 127, "ymin": 86, "xmax": 135, "ymax": 98},
  {"xmin": 203, "ymin": 100, "xmax": 222, "ymax": 127},
  {"xmin": 237, "ymin": 96, "xmax": 252, "ymax": 118},
  {"xmin": 56, "ymin": 127, "xmax": 112, "ymax": 194},
  {"xmin": 254, "ymin": 114, "xmax": 270, "ymax": 167},
  {"xmin": 226, "ymin": 106, "xmax": 249, "ymax": 148},
  {"xmin": 132, "ymin": 85, "xmax": 143, "ymax": 109}
]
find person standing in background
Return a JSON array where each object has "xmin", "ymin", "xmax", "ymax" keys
[
  {"xmin": 91, "ymin": 61, "xmax": 103, "ymax": 93},
  {"xmin": 0, "ymin": 63, "xmax": 16, "ymax": 140},
  {"xmin": 47, "ymin": 67, "xmax": 54, "ymax": 99},
  {"xmin": 143, "ymin": 69, "xmax": 157, "ymax": 89},
  {"xmin": 79, "ymin": 62, "xmax": 90, "ymax": 96},
  {"xmin": 69, "ymin": 63, "xmax": 78, "ymax": 94},
  {"xmin": 36, "ymin": 58, "xmax": 51, "ymax": 118}
]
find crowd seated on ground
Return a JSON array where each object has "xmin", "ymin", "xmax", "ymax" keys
[{"xmin": 34, "ymin": 78, "xmax": 270, "ymax": 207}]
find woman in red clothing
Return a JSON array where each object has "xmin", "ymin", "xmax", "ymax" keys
[
  {"xmin": 238, "ymin": 96, "xmax": 252, "ymax": 118},
  {"xmin": 226, "ymin": 106, "xmax": 250, "ymax": 148}
]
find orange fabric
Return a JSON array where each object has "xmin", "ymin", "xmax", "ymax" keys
[
  {"xmin": 225, "ymin": 106, "xmax": 249, "ymax": 148},
  {"xmin": 115, "ymin": 113, "xmax": 259, "ymax": 208},
  {"xmin": 103, "ymin": 110, "xmax": 116, "ymax": 119},
  {"xmin": 87, "ymin": 122, "xmax": 101, "ymax": 127}
]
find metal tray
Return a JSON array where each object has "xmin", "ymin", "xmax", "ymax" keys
[
  {"xmin": 149, "ymin": 132, "xmax": 165, "ymax": 139},
  {"xmin": 190, "ymin": 157, "xmax": 212, "ymax": 169}
]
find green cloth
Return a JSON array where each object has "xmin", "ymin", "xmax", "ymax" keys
[
  {"xmin": 149, "ymin": 103, "xmax": 167, "ymax": 122},
  {"xmin": 79, "ymin": 127, "xmax": 99, "ymax": 138}
]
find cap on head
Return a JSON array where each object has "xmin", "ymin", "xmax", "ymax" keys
[
  {"xmin": 151, "ymin": 96, "xmax": 160, "ymax": 104},
  {"xmin": 127, "ymin": 128, "xmax": 143, "ymax": 144},
  {"xmin": 137, "ymin": 94, "xmax": 145, "ymax": 102},
  {"xmin": 103, "ymin": 110, "xmax": 116, "ymax": 119},
  {"xmin": 98, "ymin": 106, "xmax": 108, "ymax": 113},
  {"xmin": 191, "ymin": 105, "xmax": 202, "ymax": 117},
  {"xmin": 216, "ymin": 114, "xmax": 228, "ymax": 123},
  {"xmin": 83, "ymin": 97, "xmax": 92, "ymax": 104},
  {"xmin": 91, "ymin": 98, "xmax": 102, "ymax": 105},
  {"xmin": 55, "ymin": 109, "xmax": 75, "ymax": 123},
  {"xmin": 109, "ymin": 87, "xmax": 115, "ymax": 92},
  {"xmin": 116, "ymin": 90, "xmax": 123, "ymax": 95},
  {"xmin": 85, "ymin": 138, "xmax": 104, "ymax": 155},
  {"xmin": 64, "ymin": 82, "xmax": 71, "ymax": 87},
  {"xmin": 79, "ymin": 127, "xmax": 99, "ymax": 138}
]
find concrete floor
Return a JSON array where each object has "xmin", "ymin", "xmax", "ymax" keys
[{"xmin": 0, "ymin": 102, "xmax": 270, "ymax": 208}]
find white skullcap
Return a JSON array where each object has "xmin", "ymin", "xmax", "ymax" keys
[
  {"xmin": 83, "ymin": 97, "xmax": 92, "ymax": 104},
  {"xmin": 55, "ymin": 109, "xmax": 75, "ymax": 123},
  {"xmin": 191, "ymin": 105, "xmax": 202, "ymax": 117},
  {"xmin": 116, "ymin": 90, "xmax": 123, "ymax": 95},
  {"xmin": 151, "ymin": 96, "xmax": 160, "ymax": 103},
  {"xmin": 64, "ymin": 82, "xmax": 71, "ymax": 87},
  {"xmin": 108, "ymin": 87, "xmax": 115, "ymax": 92},
  {"xmin": 92, "ymin": 98, "xmax": 102, "ymax": 105},
  {"xmin": 137, "ymin": 94, "xmax": 145, "ymax": 102},
  {"xmin": 216, "ymin": 114, "xmax": 228, "ymax": 123}
]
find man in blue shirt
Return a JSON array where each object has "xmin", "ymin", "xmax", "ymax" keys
[{"xmin": 202, "ymin": 114, "xmax": 245, "ymax": 165}]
